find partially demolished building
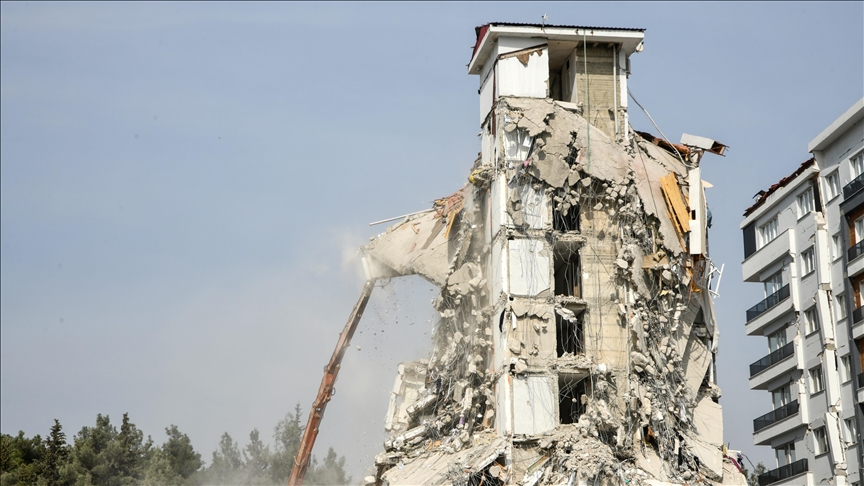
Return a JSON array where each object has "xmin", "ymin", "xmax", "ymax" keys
[{"xmin": 361, "ymin": 24, "xmax": 745, "ymax": 486}]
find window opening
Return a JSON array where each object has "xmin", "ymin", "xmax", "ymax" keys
[
  {"xmin": 554, "ymin": 252, "xmax": 581, "ymax": 298},
  {"xmin": 768, "ymin": 327, "xmax": 787, "ymax": 352},
  {"xmin": 856, "ymin": 217, "xmax": 864, "ymax": 244},
  {"xmin": 826, "ymin": 171, "xmax": 840, "ymax": 200},
  {"xmin": 837, "ymin": 293, "xmax": 848, "ymax": 320},
  {"xmin": 800, "ymin": 248, "xmax": 815, "ymax": 275},
  {"xmin": 814, "ymin": 427, "xmax": 829, "ymax": 455},
  {"xmin": 852, "ymin": 152, "xmax": 864, "ymax": 179},
  {"xmin": 558, "ymin": 375, "xmax": 587, "ymax": 424},
  {"xmin": 803, "ymin": 307, "xmax": 820, "ymax": 335},
  {"xmin": 841, "ymin": 355, "xmax": 852, "ymax": 383},
  {"xmin": 774, "ymin": 442, "xmax": 796, "ymax": 467},
  {"xmin": 556, "ymin": 312, "xmax": 583, "ymax": 356},
  {"xmin": 810, "ymin": 366, "xmax": 824, "ymax": 394},
  {"xmin": 759, "ymin": 217, "xmax": 779, "ymax": 248},
  {"xmin": 797, "ymin": 188, "xmax": 814, "ymax": 218},
  {"xmin": 764, "ymin": 272, "xmax": 783, "ymax": 297},
  {"xmin": 553, "ymin": 204, "xmax": 580, "ymax": 232},
  {"xmin": 771, "ymin": 384, "xmax": 791, "ymax": 409},
  {"xmin": 844, "ymin": 417, "xmax": 859, "ymax": 443}
]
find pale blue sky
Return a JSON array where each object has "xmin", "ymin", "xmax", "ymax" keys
[{"xmin": 2, "ymin": 1, "xmax": 862, "ymax": 478}]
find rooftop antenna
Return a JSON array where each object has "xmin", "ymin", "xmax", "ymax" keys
[{"xmin": 541, "ymin": 14, "xmax": 548, "ymax": 28}]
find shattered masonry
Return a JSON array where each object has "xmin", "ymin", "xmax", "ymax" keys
[{"xmin": 360, "ymin": 23, "xmax": 745, "ymax": 486}]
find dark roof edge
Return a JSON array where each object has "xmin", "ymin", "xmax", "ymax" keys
[{"xmin": 743, "ymin": 158, "xmax": 816, "ymax": 217}]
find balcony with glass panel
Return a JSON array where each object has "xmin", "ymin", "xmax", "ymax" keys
[
  {"xmin": 745, "ymin": 285, "xmax": 794, "ymax": 336},
  {"xmin": 848, "ymin": 240, "xmax": 864, "ymax": 278},
  {"xmin": 757, "ymin": 459, "xmax": 809, "ymax": 486},
  {"xmin": 753, "ymin": 400, "xmax": 805, "ymax": 445},
  {"xmin": 844, "ymin": 173, "xmax": 864, "ymax": 200},
  {"xmin": 750, "ymin": 342, "xmax": 798, "ymax": 390}
]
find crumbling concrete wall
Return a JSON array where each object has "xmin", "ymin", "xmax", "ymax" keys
[{"xmin": 361, "ymin": 96, "xmax": 743, "ymax": 486}]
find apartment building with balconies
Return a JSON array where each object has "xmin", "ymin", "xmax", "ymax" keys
[
  {"xmin": 809, "ymin": 97, "xmax": 864, "ymax": 484},
  {"xmin": 741, "ymin": 98, "xmax": 864, "ymax": 486}
]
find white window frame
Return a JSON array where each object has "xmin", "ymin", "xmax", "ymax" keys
[
  {"xmin": 775, "ymin": 441, "xmax": 796, "ymax": 468},
  {"xmin": 759, "ymin": 217, "xmax": 779, "ymax": 248},
  {"xmin": 845, "ymin": 418, "xmax": 859, "ymax": 443},
  {"xmin": 810, "ymin": 365, "xmax": 824, "ymax": 394},
  {"xmin": 852, "ymin": 151, "xmax": 864, "ymax": 179},
  {"xmin": 826, "ymin": 171, "xmax": 841, "ymax": 200},
  {"xmin": 837, "ymin": 293, "xmax": 848, "ymax": 320},
  {"xmin": 804, "ymin": 307, "xmax": 820, "ymax": 335},
  {"xmin": 768, "ymin": 327, "xmax": 787, "ymax": 352},
  {"xmin": 814, "ymin": 427, "xmax": 829, "ymax": 455},
  {"xmin": 833, "ymin": 233, "xmax": 842, "ymax": 260},
  {"xmin": 772, "ymin": 384, "xmax": 791, "ymax": 409},
  {"xmin": 797, "ymin": 188, "xmax": 814, "ymax": 219},
  {"xmin": 764, "ymin": 272, "xmax": 783, "ymax": 297},
  {"xmin": 841, "ymin": 355, "xmax": 852, "ymax": 383},
  {"xmin": 801, "ymin": 247, "xmax": 815, "ymax": 276},
  {"xmin": 856, "ymin": 217, "xmax": 864, "ymax": 244}
]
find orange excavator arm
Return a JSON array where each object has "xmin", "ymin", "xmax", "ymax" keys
[{"xmin": 288, "ymin": 280, "xmax": 375, "ymax": 486}]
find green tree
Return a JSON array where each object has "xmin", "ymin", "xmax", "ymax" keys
[
  {"xmin": 0, "ymin": 431, "xmax": 45, "ymax": 486},
  {"xmin": 740, "ymin": 461, "xmax": 766, "ymax": 486},
  {"xmin": 116, "ymin": 413, "xmax": 148, "ymax": 482},
  {"xmin": 65, "ymin": 413, "xmax": 149, "ymax": 486},
  {"xmin": 205, "ymin": 433, "xmax": 242, "ymax": 484},
  {"xmin": 140, "ymin": 449, "xmax": 182, "ymax": 486},
  {"xmin": 162, "ymin": 425, "xmax": 202, "ymax": 480},
  {"xmin": 306, "ymin": 447, "xmax": 350, "ymax": 486},
  {"xmin": 269, "ymin": 404, "xmax": 304, "ymax": 484},
  {"xmin": 41, "ymin": 419, "xmax": 69, "ymax": 486},
  {"xmin": 242, "ymin": 428, "xmax": 269, "ymax": 483}
]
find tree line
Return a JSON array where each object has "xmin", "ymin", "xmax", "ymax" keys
[{"xmin": 0, "ymin": 405, "xmax": 349, "ymax": 486}]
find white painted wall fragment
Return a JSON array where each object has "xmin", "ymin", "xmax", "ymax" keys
[
  {"xmin": 512, "ymin": 374, "xmax": 557, "ymax": 435},
  {"xmin": 509, "ymin": 239, "xmax": 550, "ymax": 296}
]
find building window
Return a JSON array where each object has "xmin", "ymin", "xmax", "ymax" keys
[
  {"xmin": 837, "ymin": 293, "xmax": 847, "ymax": 320},
  {"xmin": 814, "ymin": 427, "xmax": 829, "ymax": 455},
  {"xmin": 772, "ymin": 384, "xmax": 791, "ymax": 409},
  {"xmin": 833, "ymin": 233, "xmax": 842, "ymax": 260},
  {"xmin": 558, "ymin": 376, "xmax": 587, "ymax": 425},
  {"xmin": 774, "ymin": 442, "xmax": 796, "ymax": 467},
  {"xmin": 759, "ymin": 217, "xmax": 779, "ymax": 248},
  {"xmin": 852, "ymin": 151, "xmax": 864, "ymax": 179},
  {"xmin": 764, "ymin": 272, "xmax": 783, "ymax": 297},
  {"xmin": 797, "ymin": 188, "xmax": 814, "ymax": 218},
  {"xmin": 826, "ymin": 171, "xmax": 841, "ymax": 200},
  {"xmin": 844, "ymin": 417, "xmax": 859, "ymax": 443},
  {"xmin": 800, "ymin": 248, "xmax": 815, "ymax": 276},
  {"xmin": 841, "ymin": 355, "xmax": 852, "ymax": 383},
  {"xmin": 803, "ymin": 307, "xmax": 820, "ymax": 335},
  {"xmin": 810, "ymin": 366, "xmax": 824, "ymax": 394},
  {"xmin": 768, "ymin": 327, "xmax": 787, "ymax": 352},
  {"xmin": 856, "ymin": 217, "xmax": 864, "ymax": 244}
]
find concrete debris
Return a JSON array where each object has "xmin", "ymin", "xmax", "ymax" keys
[{"xmin": 360, "ymin": 23, "xmax": 741, "ymax": 486}]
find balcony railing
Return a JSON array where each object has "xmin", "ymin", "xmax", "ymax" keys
[
  {"xmin": 746, "ymin": 285, "xmax": 791, "ymax": 322},
  {"xmin": 849, "ymin": 240, "xmax": 864, "ymax": 261},
  {"xmin": 757, "ymin": 458, "xmax": 808, "ymax": 486},
  {"xmin": 750, "ymin": 342, "xmax": 795, "ymax": 376},
  {"xmin": 844, "ymin": 174, "xmax": 864, "ymax": 200},
  {"xmin": 854, "ymin": 305, "xmax": 864, "ymax": 324},
  {"xmin": 858, "ymin": 372, "xmax": 864, "ymax": 389},
  {"xmin": 753, "ymin": 400, "xmax": 799, "ymax": 432}
]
